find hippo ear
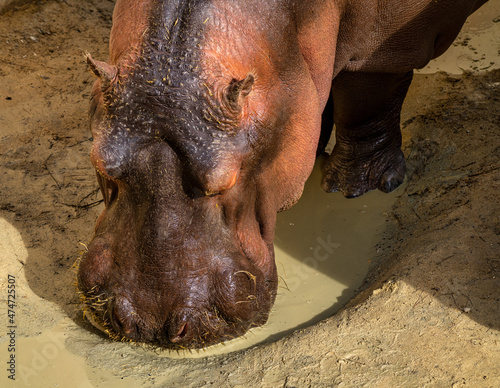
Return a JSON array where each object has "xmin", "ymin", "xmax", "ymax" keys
[
  {"xmin": 86, "ymin": 54, "xmax": 117, "ymax": 91},
  {"xmin": 225, "ymin": 74, "xmax": 255, "ymax": 112}
]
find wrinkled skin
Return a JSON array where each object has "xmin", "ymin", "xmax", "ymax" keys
[{"xmin": 77, "ymin": 0, "xmax": 488, "ymax": 349}]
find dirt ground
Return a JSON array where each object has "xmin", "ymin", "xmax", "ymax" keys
[{"xmin": 0, "ymin": 0, "xmax": 499, "ymax": 387}]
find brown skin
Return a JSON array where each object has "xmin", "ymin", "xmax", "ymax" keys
[{"xmin": 78, "ymin": 0, "xmax": 488, "ymax": 348}]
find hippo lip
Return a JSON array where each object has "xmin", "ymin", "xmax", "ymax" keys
[
  {"xmin": 78, "ymin": 289, "xmax": 144, "ymax": 344},
  {"xmin": 79, "ymin": 298, "xmax": 254, "ymax": 349},
  {"xmin": 83, "ymin": 310, "xmax": 107, "ymax": 332},
  {"xmin": 78, "ymin": 286, "xmax": 120, "ymax": 341},
  {"xmin": 83, "ymin": 307, "xmax": 110, "ymax": 334}
]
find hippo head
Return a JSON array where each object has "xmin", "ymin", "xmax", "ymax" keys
[{"xmin": 77, "ymin": 9, "xmax": 320, "ymax": 349}]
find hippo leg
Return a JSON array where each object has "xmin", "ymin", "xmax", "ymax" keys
[{"xmin": 321, "ymin": 71, "xmax": 413, "ymax": 198}]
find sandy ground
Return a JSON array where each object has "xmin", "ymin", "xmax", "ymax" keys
[{"xmin": 0, "ymin": 0, "xmax": 499, "ymax": 387}]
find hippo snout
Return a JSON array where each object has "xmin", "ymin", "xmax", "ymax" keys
[
  {"xmin": 105, "ymin": 298, "xmax": 224, "ymax": 347},
  {"xmin": 77, "ymin": 237, "xmax": 276, "ymax": 349}
]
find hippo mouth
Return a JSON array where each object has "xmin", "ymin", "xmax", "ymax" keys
[
  {"xmin": 77, "ymin": 282, "xmax": 272, "ymax": 349},
  {"xmin": 79, "ymin": 255, "xmax": 276, "ymax": 350}
]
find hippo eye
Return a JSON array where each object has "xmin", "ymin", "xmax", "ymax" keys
[{"xmin": 97, "ymin": 173, "xmax": 119, "ymax": 207}]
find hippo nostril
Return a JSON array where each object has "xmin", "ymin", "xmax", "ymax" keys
[
  {"xmin": 178, "ymin": 322, "xmax": 188, "ymax": 338},
  {"xmin": 112, "ymin": 309, "xmax": 124, "ymax": 331},
  {"xmin": 108, "ymin": 297, "xmax": 140, "ymax": 339},
  {"xmin": 169, "ymin": 321, "xmax": 189, "ymax": 343},
  {"xmin": 174, "ymin": 322, "xmax": 188, "ymax": 340}
]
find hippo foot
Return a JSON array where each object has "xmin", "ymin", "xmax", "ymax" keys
[{"xmin": 321, "ymin": 147, "xmax": 406, "ymax": 198}]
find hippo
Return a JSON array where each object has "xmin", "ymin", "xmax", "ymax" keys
[{"xmin": 77, "ymin": 0, "xmax": 488, "ymax": 349}]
